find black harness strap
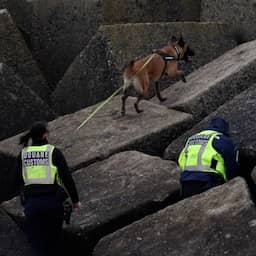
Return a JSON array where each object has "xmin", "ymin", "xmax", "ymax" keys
[{"xmin": 154, "ymin": 49, "xmax": 177, "ymax": 79}]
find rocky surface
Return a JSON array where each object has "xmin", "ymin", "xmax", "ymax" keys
[
  {"xmin": 0, "ymin": 96, "xmax": 193, "ymax": 201},
  {"xmin": 163, "ymin": 85, "xmax": 256, "ymax": 172},
  {"xmin": 0, "ymin": 63, "xmax": 56, "ymax": 141},
  {"xmin": 102, "ymin": 0, "xmax": 201, "ymax": 24},
  {"xmin": 52, "ymin": 22, "xmax": 236, "ymax": 115},
  {"xmin": 152, "ymin": 40, "xmax": 256, "ymax": 120},
  {"xmin": 0, "ymin": 9, "xmax": 50, "ymax": 101},
  {"xmin": 93, "ymin": 177, "xmax": 256, "ymax": 256},
  {"xmin": 201, "ymin": 0, "xmax": 256, "ymax": 42},
  {"xmin": 2, "ymin": 151, "xmax": 181, "ymax": 248},
  {"xmin": 0, "ymin": 207, "xmax": 32, "ymax": 256}
]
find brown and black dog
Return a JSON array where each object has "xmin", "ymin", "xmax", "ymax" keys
[{"xmin": 121, "ymin": 35, "xmax": 195, "ymax": 115}]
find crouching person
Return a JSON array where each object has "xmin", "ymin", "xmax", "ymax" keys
[{"xmin": 178, "ymin": 117, "xmax": 239, "ymax": 199}]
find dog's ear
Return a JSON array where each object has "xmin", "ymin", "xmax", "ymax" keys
[
  {"xmin": 170, "ymin": 36, "xmax": 178, "ymax": 43},
  {"xmin": 178, "ymin": 34, "xmax": 185, "ymax": 47}
]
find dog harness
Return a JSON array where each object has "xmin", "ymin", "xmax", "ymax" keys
[{"xmin": 154, "ymin": 49, "xmax": 179, "ymax": 79}]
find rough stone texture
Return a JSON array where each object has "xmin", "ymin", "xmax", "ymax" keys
[
  {"xmin": 52, "ymin": 22, "xmax": 235, "ymax": 115},
  {"xmin": 72, "ymin": 151, "xmax": 180, "ymax": 235},
  {"xmin": 201, "ymin": 0, "xmax": 256, "ymax": 42},
  {"xmin": 2, "ymin": 151, "xmax": 180, "ymax": 243},
  {"xmin": 0, "ymin": 63, "xmax": 56, "ymax": 141},
  {"xmin": 93, "ymin": 178, "xmax": 256, "ymax": 256},
  {"xmin": 0, "ymin": 96, "xmax": 193, "ymax": 202},
  {"xmin": 0, "ymin": 10, "xmax": 50, "ymax": 101},
  {"xmin": 4, "ymin": 0, "xmax": 102, "ymax": 86},
  {"xmin": 0, "ymin": 1, "xmax": 6, "ymax": 9},
  {"xmin": 102, "ymin": 0, "xmax": 201, "ymax": 24},
  {"xmin": 251, "ymin": 166, "xmax": 256, "ymax": 184},
  {"xmin": 5, "ymin": 0, "xmax": 201, "ymax": 85},
  {"xmin": 152, "ymin": 40, "xmax": 256, "ymax": 121},
  {"xmin": 163, "ymin": 86, "xmax": 256, "ymax": 173},
  {"xmin": 0, "ymin": 207, "xmax": 32, "ymax": 256}
]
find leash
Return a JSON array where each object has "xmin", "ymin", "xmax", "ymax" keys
[{"xmin": 75, "ymin": 54, "xmax": 156, "ymax": 131}]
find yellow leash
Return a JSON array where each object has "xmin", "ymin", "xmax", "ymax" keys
[{"xmin": 76, "ymin": 54, "xmax": 156, "ymax": 131}]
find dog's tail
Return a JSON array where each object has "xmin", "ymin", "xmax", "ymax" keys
[{"xmin": 123, "ymin": 60, "xmax": 135, "ymax": 93}]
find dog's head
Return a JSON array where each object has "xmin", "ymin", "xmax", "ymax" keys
[{"xmin": 170, "ymin": 35, "xmax": 195, "ymax": 62}]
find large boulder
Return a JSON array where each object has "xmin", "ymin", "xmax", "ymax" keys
[
  {"xmin": 102, "ymin": 0, "xmax": 201, "ymax": 24},
  {"xmin": 152, "ymin": 40, "xmax": 256, "ymax": 121},
  {"xmin": 0, "ymin": 9, "xmax": 50, "ymax": 101},
  {"xmin": 52, "ymin": 22, "xmax": 236, "ymax": 115},
  {"xmin": 2, "ymin": 151, "xmax": 181, "ymax": 252},
  {"xmin": 201, "ymin": 0, "xmax": 256, "ymax": 42},
  {"xmin": 163, "ymin": 85, "xmax": 256, "ymax": 173},
  {"xmin": 0, "ymin": 207, "xmax": 32, "ymax": 255},
  {"xmin": 0, "ymin": 63, "xmax": 56, "ymax": 141},
  {"xmin": 4, "ymin": 0, "xmax": 201, "ymax": 85},
  {"xmin": 93, "ymin": 177, "xmax": 256, "ymax": 256},
  {"xmin": 0, "ymin": 96, "xmax": 193, "ymax": 202}
]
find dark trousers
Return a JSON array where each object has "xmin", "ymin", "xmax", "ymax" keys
[
  {"xmin": 181, "ymin": 180, "xmax": 224, "ymax": 199},
  {"xmin": 24, "ymin": 196, "xmax": 64, "ymax": 256}
]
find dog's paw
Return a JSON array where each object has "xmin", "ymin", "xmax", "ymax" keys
[
  {"xmin": 181, "ymin": 77, "xmax": 187, "ymax": 83},
  {"xmin": 159, "ymin": 97, "xmax": 167, "ymax": 102}
]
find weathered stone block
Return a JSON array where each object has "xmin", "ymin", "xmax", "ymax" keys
[
  {"xmin": 93, "ymin": 178, "xmax": 256, "ymax": 256},
  {"xmin": 102, "ymin": 0, "xmax": 201, "ymax": 24},
  {"xmin": 152, "ymin": 40, "xmax": 256, "ymax": 121},
  {"xmin": 201, "ymin": 0, "xmax": 256, "ymax": 42},
  {"xmin": 0, "ymin": 207, "xmax": 32, "ymax": 255},
  {"xmin": 163, "ymin": 85, "xmax": 256, "ymax": 172},
  {"xmin": 2, "ymin": 151, "xmax": 180, "ymax": 246},
  {"xmin": 52, "ymin": 22, "xmax": 235, "ymax": 115},
  {"xmin": 0, "ymin": 63, "xmax": 56, "ymax": 141},
  {"xmin": 0, "ymin": 9, "xmax": 50, "ymax": 101},
  {"xmin": 5, "ymin": 0, "xmax": 201, "ymax": 85}
]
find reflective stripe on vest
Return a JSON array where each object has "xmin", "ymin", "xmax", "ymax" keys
[
  {"xmin": 179, "ymin": 130, "xmax": 227, "ymax": 181},
  {"xmin": 22, "ymin": 144, "xmax": 58, "ymax": 186}
]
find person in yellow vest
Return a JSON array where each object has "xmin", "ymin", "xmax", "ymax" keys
[
  {"xmin": 15, "ymin": 121, "xmax": 81, "ymax": 256},
  {"xmin": 178, "ymin": 117, "xmax": 239, "ymax": 199}
]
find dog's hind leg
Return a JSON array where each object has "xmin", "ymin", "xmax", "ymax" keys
[
  {"xmin": 154, "ymin": 81, "xmax": 166, "ymax": 102},
  {"xmin": 134, "ymin": 95, "xmax": 144, "ymax": 113},
  {"xmin": 121, "ymin": 93, "xmax": 128, "ymax": 116}
]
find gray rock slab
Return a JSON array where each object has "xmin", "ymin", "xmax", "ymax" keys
[
  {"xmin": 0, "ymin": 207, "xmax": 32, "ymax": 256},
  {"xmin": 93, "ymin": 177, "xmax": 256, "ymax": 256},
  {"xmin": 163, "ymin": 85, "xmax": 256, "ymax": 171},
  {"xmin": 201, "ymin": 0, "xmax": 256, "ymax": 42},
  {"xmin": 2, "ymin": 151, "xmax": 180, "ymax": 240},
  {"xmin": 0, "ymin": 63, "xmax": 56, "ymax": 141},
  {"xmin": 5, "ymin": 0, "xmax": 200, "ymax": 85},
  {"xmin": 251, "ymin": 166, "xmax": 256, "ymax": 184},
  {"xmin": 102, "ymin": 0, "xmax": 201, "ymax": 23},
  {"xmin": 0, "ymin": 10, "xmax": 50, "ymax": 101},
  {"xmin": 0, "ymin": 96, "xmax": 193, "ymax": 201},
  {"xmin": 152, "ymin": 40, "xmax": 256, "ymax": 121},
  {"xmin": 52, "ymin": 22, "xmax": 236, "ymax": 115}
]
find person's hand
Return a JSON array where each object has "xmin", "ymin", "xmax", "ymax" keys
[{"xmin": 73, "ymin": 201, "xmax": 82, "ymax": 215}]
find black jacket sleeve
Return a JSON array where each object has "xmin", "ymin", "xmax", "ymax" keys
[
  {"xmin": 212, "ymin": 135, "xmax": 239, "ymax": 180},
  {"xmin": 52, "ymin": 148, "xmax": 79, "ymax": 204}
]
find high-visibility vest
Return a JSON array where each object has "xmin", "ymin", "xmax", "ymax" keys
[
  {"xmin": 21, "ymin": 144, "xmax": 61, "ymax": 186},
  {"xmin": 178, "ymin": 130, "xmax": 227, "ymax": 182}
]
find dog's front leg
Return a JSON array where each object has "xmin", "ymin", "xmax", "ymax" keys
[
  {"xmin": 177, "ymin": 70, "xmax": 186, "ymax": 83},
  {"xmin": 154, "ymin": 82, "xmax": 166, "ymax": 102}
]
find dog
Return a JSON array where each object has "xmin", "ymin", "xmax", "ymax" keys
[{"xmin": 121, "ymin": 35, "xmax": 195, "ymax": 115}]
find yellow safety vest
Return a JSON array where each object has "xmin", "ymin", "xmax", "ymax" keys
[
  {"xmin": 21, "ymin": 144, "xmax": 61, "ymax": 186},
  {"xmin": 178, "ymin": 130, "xmax": 227, "ymax": 182}
]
